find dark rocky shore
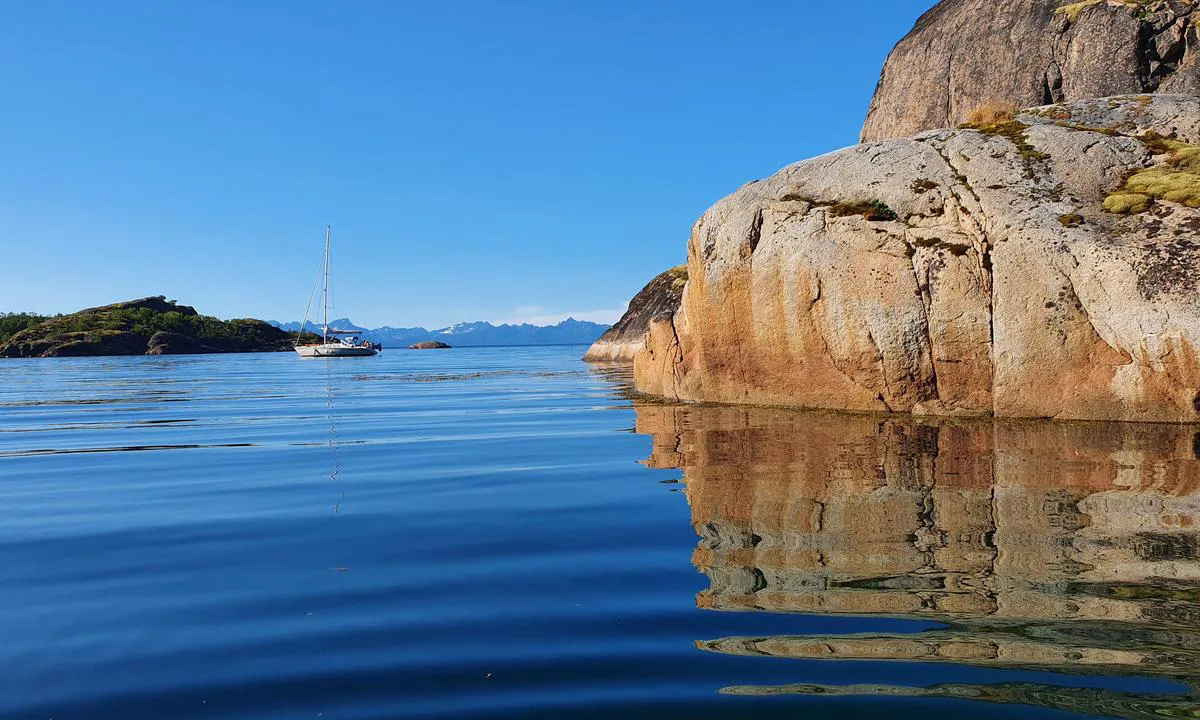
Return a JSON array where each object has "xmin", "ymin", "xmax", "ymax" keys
[{"xmin": 582, "ymin": 265, "xmax": 686, "ymax": 362}]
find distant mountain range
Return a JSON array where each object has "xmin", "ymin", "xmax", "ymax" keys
[{"xmin": 268, "ymin": 317, "xmax": 610, "ymax": 347}]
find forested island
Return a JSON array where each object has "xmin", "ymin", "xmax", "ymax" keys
[{"xmin": 0, "ymin": 296, "xmax": 308, "ymax": 358}]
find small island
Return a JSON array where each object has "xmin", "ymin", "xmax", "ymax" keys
[
  {"xmin": 0, "ymin": 296, "xmax": 309, "ymax": 358},
  {"xmin": 409, "ymin": 340, "xmax": 452, "ymax": 349}
]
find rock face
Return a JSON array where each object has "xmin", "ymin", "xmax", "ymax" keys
[
  {"xmin": 582, "ymin": 265, "xmax": 686, "ymax": 362},
  {"xmin": 862, "ymin": 0, "xmax": 1200, "ymax": 142},
  {"xmin": 635, "ymin": 95, "xmax": 1200, "ymax": 422},
  {"xmin": 0, "ymin": 296, "xmax": 298, "ymax": 358},
  {"xmin": 409, "ymin": 340, "xmax": 451, "ymax": 349}
]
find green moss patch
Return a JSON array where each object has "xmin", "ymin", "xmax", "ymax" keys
[
  {"xmin": 1105, "ymin": 136, "xmax": 1200, "ymax": 214},
  {"xmin": 959, "ymin": 119, "xmax": 1051, "ymax": 162},
  {"xmin": 665, "ymin": 265, "xmax": 688, "ymax": 291},
  {"xmin": 1137, "ymin": 130, "xmax": 1175, "ymax": 155},
  {"xmin": 828, "ymin": 199, "xmax": 897, "ymax": 221},
  {"xmin": 1103, "ymin": 193, "xmax": 1154, "ymax": 213},
  {"xmin": 1056, "ymin": 0, "xmax": 1155, "ymax": 22}
]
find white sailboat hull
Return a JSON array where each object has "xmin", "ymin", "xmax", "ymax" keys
[
  {"xmin": 294, "ymin": 226, "xmax": 380, "ymax": 359},
  {"xmin": 295, "ymin": 344, "xmax": 378, "ymax": 358}
]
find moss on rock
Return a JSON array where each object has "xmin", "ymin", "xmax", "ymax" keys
[
  {"xmin": 1056, "ymin": 0, "xmax": 1156, "ymax": 23},
  {"xmin": 1105, "ymin": 137, "xmax": 1200, "ymax": 213},
  {"xmin": 829, "ymin": 200, "xmax": 898, "ymax": 221},
  {"xmin": 959, "ymin": 118, "xmax": 1051, "ymax": 162},
  {"xmin": 1103, "ymin": 192, "xmax": 1155, "ymax": 213}
]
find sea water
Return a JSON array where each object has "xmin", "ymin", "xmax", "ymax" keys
[{"xmin": 1, "ymin": 346, "xmax": 1197, "ymax": 719}]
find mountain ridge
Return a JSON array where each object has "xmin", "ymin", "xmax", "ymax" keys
[{"xmin": 267, "ymin": 317, "xmax": 609, "ymax": 347}]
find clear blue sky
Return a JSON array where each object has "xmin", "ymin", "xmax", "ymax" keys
[{"xmin": 0, "ymin": 0, "xmax": 936, "ymax": 328}]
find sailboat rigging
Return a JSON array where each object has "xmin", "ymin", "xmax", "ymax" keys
[{"xmin": 294, "ymin": 225, "xmax": 381, "ymax": 358}]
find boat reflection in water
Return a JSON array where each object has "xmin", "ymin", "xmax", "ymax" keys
[{"xmin": 633, "ymin": 402, "xmax": 1200, "ymax": 718}]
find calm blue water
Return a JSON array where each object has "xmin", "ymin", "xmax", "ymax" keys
[{"xmin": 1, "ymin": 346, "xmax": 1198, "ymax": 719}]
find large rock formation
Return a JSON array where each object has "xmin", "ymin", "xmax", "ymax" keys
[
  {"xmin": 635, "ymin": 95, "xmax": 1200, "ymax": 422},
  {"xmin": 862, "ymin": 0, "xmax": 1200, "ymax": 142},
  {"xmin": 0, "ymin": 296, "xmax": 300, "ymax": 357},
  {"xmin": 582, "ymin": 265, "xmax": 686, "ymax": 362}
]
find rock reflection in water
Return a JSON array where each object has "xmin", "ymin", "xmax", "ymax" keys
[{"xmin": 634, "ymin": 402, "xmax": 1200, "ymax": 717}]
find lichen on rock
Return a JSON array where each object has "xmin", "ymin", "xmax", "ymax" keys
[{"xmin": 1056, "ymin": 0, "xmax": 1155, "ymax": 23}]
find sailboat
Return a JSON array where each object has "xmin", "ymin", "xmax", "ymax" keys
[{"xmin": 294, "ymin": 225, "xmax": 381, "ymax": 358}]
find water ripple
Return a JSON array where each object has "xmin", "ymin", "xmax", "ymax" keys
[{"xmin": 3, "ymin": 349, "xmax": 1198, "ymax": 719}]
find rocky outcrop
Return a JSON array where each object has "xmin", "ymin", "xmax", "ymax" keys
[
  {"xmin": 582, "ymin": 265, "xmax": 686, "ymax": 362},
  {"xmin": 146, "ymin": 331, "xmax": 217, "ymax": 355},
  {"xmin": 635, "ymin": 95, "xmax": 1200, "ymax": 422},
  {"xmin": 0, "ymin": 296, "xmax": 298, "ymax": 357},
  {"xmin": 143, "ymin": 329, "xmax": 283, "ymax": 355},
  {"xmin": 862, "ymin": 0, "xmax": 1200, "ymax": 142},
  {"xmin": 409, "ymin": 340, "xmax": 451, "ymax": 349}
]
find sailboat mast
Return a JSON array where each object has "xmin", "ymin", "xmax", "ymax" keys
[{"xmin": 322, "ymin": 224, "xmax": 331, "ymax": 344}]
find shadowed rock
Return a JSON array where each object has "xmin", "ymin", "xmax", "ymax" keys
[
  {"xmin": 862, "ymin": 0, "xmax": 1200, "ymax": 142},
  {"xmin": 583, "ymin": 265, "xmax": 686, "ymax": 363}
]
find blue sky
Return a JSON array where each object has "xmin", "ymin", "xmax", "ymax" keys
[{"xmin": 0, "ymin": 1, "xmax": 937, "ymax": 328}]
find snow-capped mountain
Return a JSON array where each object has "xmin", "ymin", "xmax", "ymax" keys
[
  {"xmin": 270, "ymin": 317, "xmax": 368, "ymax": 335},
  {"xmin": 267, "ymin": 317, "xmax": 609, "ymax": 347}
]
